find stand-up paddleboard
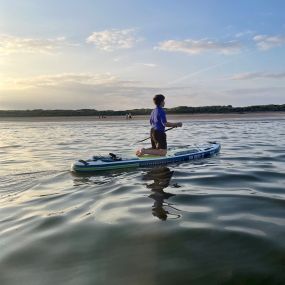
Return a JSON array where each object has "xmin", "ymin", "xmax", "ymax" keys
[{"xmin": 71, "ymin": 142, "xmax": 220, "ymax": 173}]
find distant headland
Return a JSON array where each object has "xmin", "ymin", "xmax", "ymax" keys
[{"xmin": 0, "ymin": 104, "xmax": 284, "ymax": 117}]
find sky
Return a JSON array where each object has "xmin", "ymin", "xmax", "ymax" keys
[{"xmin": 0, "ymin": 0, "xmax": 285, "ymax": 110}]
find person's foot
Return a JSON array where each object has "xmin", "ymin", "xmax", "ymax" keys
[{"xmin": 136, "ymin": 148, "xmax": 145, "ymax": 157}]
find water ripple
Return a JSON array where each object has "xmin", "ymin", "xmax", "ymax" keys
[{"xmin": 0, "ymin": 118, "xmax": 285, "ymax": 284}]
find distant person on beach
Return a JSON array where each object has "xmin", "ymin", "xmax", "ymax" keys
[
  {"xmin": 126, "ymin": 113, "xmax": 132, "ymax": 119},
  {"xmin": 136, "ymin": 94, "xmax": 182, "ymax": 157}
]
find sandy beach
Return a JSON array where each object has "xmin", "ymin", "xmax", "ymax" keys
[{"xmin": 0, "ymin": 112, "xmax": 284, "ymax": 122}]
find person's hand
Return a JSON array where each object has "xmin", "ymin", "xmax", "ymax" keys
[
  {"xmin": 176, "ymin": 122, "xmax": 182, "ymax": 127},
  {"xmin": 136, "ymin": 148, "xmax": 145, "ymax": 157}
]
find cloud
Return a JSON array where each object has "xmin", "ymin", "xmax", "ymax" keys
[
  {"xmin": 0, "ymin": 73, "xmax": 163, "ymax": 109},
  {"xmin": 86, "ymin": 28, "xmax": 141, "ymax": 51},
  {"xmin": 0, "ymin": 34, "xmax": 74, "ymax": 55},
  {"xmin": 222, "ymin": 86, "xmax": 285, "ymax": 106},
  {"xmin": 231, "ymin": 71, "xmax": 285, "ymax": 80},
  {"xmin": 0, "ymin": 73, "xmax": 122, "ymax": 90},
  {"xmin": 167, "ymin": 59, "xmax": 234, "ymax": 86},
  {"xmin": 235, "ymin": 30, "xmax": 255, "ymax": 38},
  {"xmin": 155, "ymin": 38, "xmax": 242, "ymax": 55},
  {"xmin": 142, "ymin": 63, "xmax": 157, "ymax": 67},
  {"xmin": 0, "ymin": 72, "xmax": 201, "ymax": 110},
  {"xmin": 253, "ymin": 34, "xmax": 285, "ymax": 50},
  {"xmin": 1, "ymin": 73, "xmax": 285, "ymax": 109}
]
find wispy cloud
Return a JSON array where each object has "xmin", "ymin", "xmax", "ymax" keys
[
  {"xmin": 0, "ymin": 73, "xmax": 120, "ymax": 90},
  {"xmin": 0, "ymin": 34, "xmax": 75, "ymax": 55},
  {"xmin": 223, "ymin": 86, "xmax": 285, "ymax": 106},
  {"xmin": 0, "ymin": 72, "xmax": 196, "ymax": 109},
  {"xmin": 0, "ymin": 72, "xmax": 176, "ymax": 109},
  {"xmin": 235, "ymin": 30, "xmax": 255, "ymax": 38},
  {"xmin": 86, "ymin": 28, "xmax": 141, "ymax": 51},
  {"xmin": 155, "ymin": 38, "xmax": 242, "ymax": 55},
  {"xmin": 253, "ymin": 34, "xmax": 285, "ymax": 50},
  {"xmin": 166, "ymin": 57, "xmax": 237, "ymax": 86},
  {"xmin": 1, "ymin": 72, "xmax": 284, "ymax": 110},
  {"xmin": 231, "ymin": 71, "xmax": 285, "ymax": 80},
  {"xmin": 142, "ymin": 63, "xmax": 157, "ymax": 67}
]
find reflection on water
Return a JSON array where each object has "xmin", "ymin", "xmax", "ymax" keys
[
  {"xmin": 143, "ymin": 167, "xmax": 181, "ymax": 221},
  {"xmin": 71, "ymin": 171, "xmax": 120, "ymax": 186},
  {"xmin": 72, "ymin": 166, "xmax": 182, "ymax": 221}
]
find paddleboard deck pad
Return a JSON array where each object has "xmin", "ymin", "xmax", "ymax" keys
[{"xmin": 71, "ymin": 142, "xmax": 220, "ymax": 173}]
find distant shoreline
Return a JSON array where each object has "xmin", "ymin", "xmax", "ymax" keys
[
  {"xmin": 1, "ymin": 112, "xmax": 284, "ymax": 122},
  {"xmin": 1, "ymin": 104, "xmax": 284, "ymax": 119}
]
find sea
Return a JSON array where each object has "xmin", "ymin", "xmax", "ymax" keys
[{"xmin": 0, "ymin": 116, "xmax": 285, "ymax": 285}]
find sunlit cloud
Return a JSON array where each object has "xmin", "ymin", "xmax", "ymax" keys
[
  {"xmin": 0, "ymin": 73, "xmax": 196, "ymax": 110},
  {"xmin": 253, "ymin": 34, "xmax": 285, "ymax": 50},
  {"xmin": 0, "ymin": 34, "xmax": 75, "ymax": 55},
  {"xmin": 86, "ymin": 28, "xmax": 141, "ymax": 51},
  {"xmin": 1, "ymin": 72, "xmax": 285, "ymax": 110},
  {"xmin": 231, "ymin": 71, "xmax": 285, "ymax": 80},
  {"xmin": 0, "ymin": 74, "xmax": 163, "ymax": 110},
  {"xmin": 155, "ymin": 38, "xmax": 242, "ymax": 55},
  {"xmin": 0, "ymin": 73, "xmax": 121, "ymax": 90}
]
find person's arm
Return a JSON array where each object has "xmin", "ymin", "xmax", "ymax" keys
[
  {"xmin": 165, "ymin": 121, "xmax": 182, "ymax": 128},
  {"xmin": 160, "ymin": 109, "xmax": 182, "ymax": 128}
]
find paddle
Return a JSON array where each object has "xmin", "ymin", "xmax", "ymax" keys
[{"xmin": 131, "ymin": 126, "xmax": 176, "ymax": 146}]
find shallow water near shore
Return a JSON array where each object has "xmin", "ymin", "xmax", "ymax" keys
[{"xmin": 0, "ymin": 118, "xmax": 285, "ymax": 284}]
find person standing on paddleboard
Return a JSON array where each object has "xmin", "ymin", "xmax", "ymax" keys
[{"xmin": 136, "ymin": 94, "xmax": 182, "ymax": 157}]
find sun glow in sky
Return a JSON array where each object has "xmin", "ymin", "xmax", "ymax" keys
[{"xmin": 0, "ymin": 0, "xmax": 284, "ymax": 110}]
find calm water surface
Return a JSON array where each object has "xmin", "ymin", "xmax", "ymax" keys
[{"xmin": 0, "ymin": 117, "xmax": 285, "ymax": 285}]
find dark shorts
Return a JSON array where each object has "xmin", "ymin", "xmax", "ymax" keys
[{"xmin": 150, "ymin": 128, "xmax": 167, "ymax": 150}]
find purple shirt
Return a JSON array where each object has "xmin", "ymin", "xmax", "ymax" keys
[{"xmin": 150, "ymin": 106, "xmax": 167, "ymax": 132}]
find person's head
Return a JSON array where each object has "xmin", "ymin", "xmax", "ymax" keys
[{"xmin": 153, "ymin": 94, "xmax": 165, "ymax": 107}]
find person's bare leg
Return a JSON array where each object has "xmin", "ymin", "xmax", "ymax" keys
[{"xmin": 136, "ymin": 148, "xmax": 167, "ymax": 157}]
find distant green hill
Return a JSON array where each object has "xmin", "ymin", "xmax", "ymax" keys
[{"xmin": 0, "ymin": 104, "xmax": 284, "ymax": 117}]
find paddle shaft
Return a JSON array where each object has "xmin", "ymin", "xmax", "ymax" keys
[{"xmin": 133, "ymin": 127, "xmax": 176, "ymax": 145}]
